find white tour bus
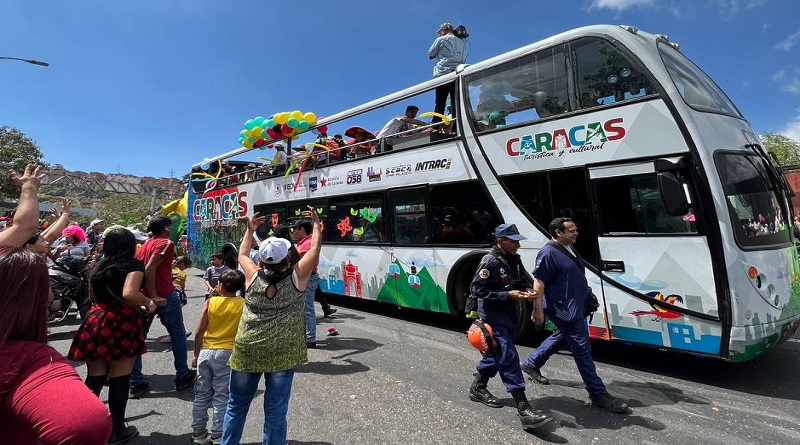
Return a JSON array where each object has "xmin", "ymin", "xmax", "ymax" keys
[{"xmin": 187, "ymin": 24, "xmax": 799, "ymax": 362}]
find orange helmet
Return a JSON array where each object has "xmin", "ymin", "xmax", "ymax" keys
[{"xmin": 466, "ymin": 320, "xmax": 498, "ymax": 356}]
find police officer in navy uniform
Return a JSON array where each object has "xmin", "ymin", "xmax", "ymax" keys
[
  {"xmin": 469, "ymin": 223, "xmax": 552, "ymax": 430},
  {"xmin": 521, "ymin": 217, "xmax": 628, "ymax": 413}
]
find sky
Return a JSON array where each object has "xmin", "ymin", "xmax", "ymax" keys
[{"xmin": 2, "ymin": 0, "xmax": 800, "ymax": 178}]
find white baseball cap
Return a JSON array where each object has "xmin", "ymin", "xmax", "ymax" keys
[{"xmin": 258, "ymin": 237, "xmax": 291, "ymax": 264}]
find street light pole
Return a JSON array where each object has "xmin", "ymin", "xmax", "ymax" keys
[{"xmin": 0, "ymin": 56, "xmax": 49, "ymax": 67}]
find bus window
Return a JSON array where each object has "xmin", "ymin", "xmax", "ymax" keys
[
  {"xmin": 429, "ymin": 181, "xmax": 499, "ymax": 244},
  {"xmin": 287, "ymin": 202, "xmax": 329, "ymax": 242},
  {"xmin": 715, "ymin": 153, "xmax": 790, "ymax": 248},
  {"xmin": 391, "ymin": 188, "xmax": 430, "ymax": 245},
  {"xmin": 252, "ymin": 204, "xmax": 287, "ymax": 240},
  {"xmin": 466, "ymin": 45, "xmax": 569, "ymax": 132},
  {"xmin": 595, "ymin": 175, "xmax": 697, "ymax": 235},
  {"xmin": 572, "ymin": 38, "xmax": 655, "ymax": 109},
  {"xmin": 329, "ymin": 195, "xmax": 385, "ymax": 244},
  {"xmin": 500, "ymin": 168, "xmax": 597, "ymax": 264},
  {"xmin": 658, "ymin": 42, "xmax": 742, "ymax": 118}
]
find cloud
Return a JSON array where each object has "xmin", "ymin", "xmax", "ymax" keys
[
  {"xmin": 715, "ymin": 0, "xmax": 768, "ymax": 15},
  {"xmin": 771, "ymin": 67, "xmax": 800, "ymax": 94},
  {"xmin": 779, "ymin": 117, "xmax": 800, "ymax": 143},
  {"xmin": 776, "ymin": 30, "xmax": 800, "ymax": 51},
  {"xmin": 588, "ymin": 0, "xmax": 655, "ymax": 12}
]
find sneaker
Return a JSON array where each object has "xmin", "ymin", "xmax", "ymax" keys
[
  {"xmin": 521, "ymin": 363, "xmax": 550, "ymax": 385},
  {"xmin": 323, "ymin": 308, "xmax": 338, "ymax": 318},
  {"xmin": 590, "ymin": 392, "xmax": 628, "ymax": 414},
  {"xmin": 191, "ymin": 430, "xmax": 211, "ymax": 445},
  {"xmin": 175, "ymin": 369, "xmax": 197, "ymax": 390},
  {"xmin": 107, "ymin": 425, "xmax": 139, "ymax": 445},
  {"xmin": 209, "ymin": 433, "xmax": 222, "ymax": 445},
  {"xmin": 129, "ymin": 381, "xmax": 149, "ymax": 399},
  {"xmin": 518, "ymin": 407, "xmax": 553, "ymax": 430}
]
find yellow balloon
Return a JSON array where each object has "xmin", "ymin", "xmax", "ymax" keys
[
  {"xmin": 292, "ymin": 135, "xmax": 299, "ymax": 140},
  {"xmin": 243, "ymin": 139, "xmax": 254, "ymax": 148},
  {"xmin": 305, "ymin": 143, "xmax": 330, "ymax": 151},
  {"xmin": 274, "ymin": 113, "xmax": 288, "ymax": 125},
  {"xmin": 252, "ymin": 126, "xmax": 262, "ymax": 136},
  {"xmin": 290, "ymin": 110, "xmax": 302, "ymax": 120},
  {"xmin": 418, "ymin": 111, "xmax": 451, "ymax": 126},
  {"xmin": 303, "ymin": 112, "xmax": 317, "ymax": 124}
]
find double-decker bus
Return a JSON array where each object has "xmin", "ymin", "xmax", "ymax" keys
[{"xmin": 187, "ymin": 24, "xmax": 800, "ymax": 362}]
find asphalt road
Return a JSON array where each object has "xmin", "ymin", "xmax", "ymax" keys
[{"xmin": 47, "ymin": 268, "xmax": 800, "ymax": 445}]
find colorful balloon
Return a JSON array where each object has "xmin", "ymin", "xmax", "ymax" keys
[
  {"xmin": 298, "ymin": 121, "xmax": 310, "ymax": 131},
  {"xmin": 290, "ymin": 110, "xmax": 302, "ymax": 120},
  {"xmin": 281, "ymin": 124, "xmax": 292, "ymax": 134},
  {"xmin": 287, "ymin": 117, "xmax": 299, "ymax": 128},
  {"xmin": 303, "ymin": 112, "xmax": 316, "ymax": 124},
  {"xmin": 243, "ymin": 139, "xmax": 254, "ymax": 148},
  {"xmin": 318, "ymin": 125, "xmax": 328, "ymax": 134},
  {"xmin": 253, "ymin": 116, "xmax": 265, "ymax": 127}
]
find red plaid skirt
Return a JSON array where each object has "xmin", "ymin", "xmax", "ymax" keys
[{"xmin": 68, "ymin": 302, "xmax": 147, "ymax": 362}]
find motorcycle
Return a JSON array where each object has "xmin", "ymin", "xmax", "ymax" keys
[{"xmin": 48, "ymin": 256, "xmax": 91, "ymax": 323}]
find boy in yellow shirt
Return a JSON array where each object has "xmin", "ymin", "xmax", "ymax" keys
[
  {"xmin": 190, "ymin": 270, "xmax": 245, "ymax": 445},
  {"xmin": 172, "ymin": 256, "xmax": 193, "ymax": 305}
]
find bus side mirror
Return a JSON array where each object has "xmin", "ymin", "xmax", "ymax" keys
[{"xmin": 658, "ymin": 172, "xmax": 689, "ymax": 216}]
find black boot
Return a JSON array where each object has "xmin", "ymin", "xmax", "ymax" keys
[
  {"xmin": 469, "ymin": 373, "xmax": 502, "ymax": 408},
  {"xmin": 511, "ymin": 390, "xmax": 552, "ymax": 430}
]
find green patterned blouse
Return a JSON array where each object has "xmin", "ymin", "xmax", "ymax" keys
[{"xmin": 228, "ymin": 270, "xmax": 307, "ymax": 373}]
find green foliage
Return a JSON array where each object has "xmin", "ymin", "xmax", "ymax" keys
[
  {"xmin": 93, "ymin": 193, "xmax": 152, "ymax": 227},
  {"xmin": 761, "ymin": 133, "xmax": 800, "ymax": 167},
  {"xmin": 0, "ymin": 125, "xmax": 46, "ymax": 199}
]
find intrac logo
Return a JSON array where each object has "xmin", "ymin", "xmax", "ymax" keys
[
  {"xmin": 506, "ymin": 117, "xmax": 626, "ymax": 157},
  {"xmin": 415, "ymin": 158, "xmax": 452, "ymax": 171}
]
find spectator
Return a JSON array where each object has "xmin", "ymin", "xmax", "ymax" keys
[
  {"xmin": 0, "ymin": 164, "xmax": 42, "ymax": 247},
  {"xmin": 54, "ymin": 224, "xmax": 91, "ymax": 259},
  {"xmin": 129, "ymin": 216, "xmax": 196, "ymax": 399},
  {"xmin": 203, "ymin": 252, "xmax": 230, "ymax": 299},
  {"xmin": 68, "ymin": 227, "xmax": 157, "ymax": 444},
  {"xmin": 272, "ymin": 143, "xmax": 288, "ymax": 175},
  {"xmin": 191, "ymin": 270, "xmax": 245, "ymax": 445},
  {"xmin": 428, "ymin": 22, "xmax": 468, "ymax": 127},
  {"xmin": 376, "ymin": 105, "xmax": 429, "ymax": 152},
  {"xmin": 221, "ymin": 208, "xmax": 322, "ymax": 445},
  {"xmin": 86, "ymin": 219, "xmax": 105, "ymax": 249},
  {"xmin": 344, "ymin": 126, "xmax": 375, "ymax": 159}
]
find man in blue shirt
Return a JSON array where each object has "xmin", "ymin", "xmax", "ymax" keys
[
  {"xmin": 428, "ymin": 22, "xmax": 468, "ymax": 127},
  {"xmin": 468, "ymin": 223, "xmax": 552, "ymax": 430},
  {"xmin": 522, "ymin": 217, "xmax": 628, "ymax": 414}
]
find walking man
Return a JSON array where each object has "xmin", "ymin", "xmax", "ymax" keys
[
  {"xmin": 522, "ymin": 217, "xmax": 628, "ymax": 413},
  {"xmin": 130, "ymin": 216, "xmax": 196, "ymax": 398},
  {"xmin": 469, "ymin": 223, "xmax": 552, "ymax": 430}
]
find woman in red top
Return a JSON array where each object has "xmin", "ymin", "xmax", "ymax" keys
[{"xmin": 0, "ymin": 246, "xmax": 111, "ymax": 445}]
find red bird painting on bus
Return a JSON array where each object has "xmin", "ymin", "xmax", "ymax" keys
[{"xmin": 630, "ymin": 292, "xmax": 685, "ymax": 322}]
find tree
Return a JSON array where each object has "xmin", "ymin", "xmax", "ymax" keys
[
  {"xmin": 0, "ymin": 125, "xmax": 46, "ymax": 199},
  {"xmin": 761, "ymin": 133, "xmax": 800, "ymax": 167},
  {"xmin": 93, "ymin": 193, "xmax": 152, "ymax": 227}
]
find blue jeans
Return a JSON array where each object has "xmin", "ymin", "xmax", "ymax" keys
[
  {"xmin": 524, "ymin": 315, "xmax": 607, "ymax": 396},
  {"xmin": 304, "ymin": 273, "xmax": 319, "ymax": 343},
  {"xmin": 131, "ymin": 292, "xmax": 189, "ymax": 386},
  {"xmin": 192, "ymin": 349, "xmax": 232, "ymax": 437},
  {"xmin": 220, "ymin": 369, "xmax": 296, "ymax": 445}
]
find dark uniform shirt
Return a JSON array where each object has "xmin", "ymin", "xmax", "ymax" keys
[
  {"xmin": 471, "ymin": 246, "xmax": 533, "ymax": 327},
  {"xmin": 533, "ymin": 242, "xmax": 589, "ymax": 322}
]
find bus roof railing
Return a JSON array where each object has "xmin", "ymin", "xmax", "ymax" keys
[{"xmin": 191, "ymin": 72, "xmax": 460, "ymax": 170}]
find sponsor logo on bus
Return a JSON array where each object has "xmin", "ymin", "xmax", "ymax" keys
[
  {"xmin": 309, "ymin": 176, "xmax": 318, "ymax": 191},
  {"xmin": 347, "ymin": 169, "xmax": 363, "ymax": 185},
  {"xmin": 319, "ymin": 175, "xmax": 343, "ymax": 187},
  {"xmin": 386, "ymin": 165, "xmax": 412, "ymax": 177},
  {"xmin": 506, "ymin": 117, "xmax": 626, "ymax": 159},
  {"xmin": 415, "ymin": 158, "xmax": 452, "ymax": 171},
  {"xmin": 367, "ymin": 167, "xmax": 382, "ymax": 182}
]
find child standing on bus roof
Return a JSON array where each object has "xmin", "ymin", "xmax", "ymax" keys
[
  {"xmin": 191, "ymin": 269, "xmax": 245, "ymax": 445},
  {"xmin": 203, "ymin": 253, "xmax": 229, "ymax": 299}
]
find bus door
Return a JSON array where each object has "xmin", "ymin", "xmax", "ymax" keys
[{"xmin": 589, "ymin": 159, "xmax": 721, "ymax": 354}]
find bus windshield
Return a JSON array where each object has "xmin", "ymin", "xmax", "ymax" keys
[
  {"xmin": 659, "ymin": 42, "xmax": 742, "ymax": 118},
  {"xmin": 715, "ymin": 152, "xmax": 790, "ymax": 248}
]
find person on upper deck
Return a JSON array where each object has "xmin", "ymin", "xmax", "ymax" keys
[{"xmin": 428, "ymin": 22, "xmax": 468, "ymax": 128}]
